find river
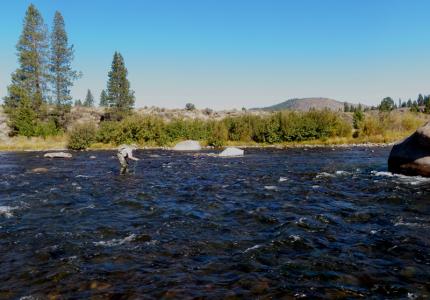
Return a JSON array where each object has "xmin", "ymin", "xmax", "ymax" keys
[{"xmin": 0, "ymin": 147, "xmax": 429, "ymax": 299}]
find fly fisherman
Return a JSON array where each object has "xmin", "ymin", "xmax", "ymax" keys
[{"xmin": 117, "ymin": 144, "xmax": 139, "ymax": 175}]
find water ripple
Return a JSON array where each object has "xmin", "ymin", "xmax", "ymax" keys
[{"xmin": 0, "ymin": 147, "xmax": 429, "ymax": 298}]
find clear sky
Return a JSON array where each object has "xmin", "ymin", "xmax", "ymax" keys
[{"xmin": 0, "ymin": 0, "xmax": 429, "ymax": 109}]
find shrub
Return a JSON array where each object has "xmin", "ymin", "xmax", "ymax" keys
[
  {"xmin": 207, "ymin": 121, "xmax": 228, "ymax": 147},
  {"xmin": 67, "ymin": 122, "xmax": 97, "ymax": 150},
  {"xmin": 223, "ymin": 116, "xmax": 252, "ymax": 142},
  {"xmin": 202, "ymin": 108, "xmax": 213, "ymax": 115},
  {"xmin": 185, "ymin": 103, "xmax": 196, "ymax": 111},
  {"xmin": 8, "ymin": 97, "xmax": 37, "ymax": 137},
  {"xmin": 353, "ymin": 110, "xmax": 364, "ymax": 130},
  {"xmin": 114, "ymin": 115, "xmax": 166, "ymax": 144},
  {"xmin": 166, "ymin": 118, "xmax": 211, "ymax": 141},
  {"xmin": 96, "ymin": 121, "xmax": 119, "ymax": 144},
  {"xmin": 400, "ymin": 113, "xmax": 423, "ymax": 131},
  {"xmin": 361, "ymin": 115, "xmax": 383, "ymax": 137},
  {"xmin": 279, "ymin": 110, "xmax": 351, "ymax": 142},
  {"xmin": 34, "ymin": 119, "xmax": 61, "ymax": 138}
]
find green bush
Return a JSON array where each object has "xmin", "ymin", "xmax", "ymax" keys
[
  {"xmin": 91, "ymin": 110, "xmax": 354, "ymax": 146},
  {"xmin": 34, "ymin": 119, "xmax": 61, "ymax": 138},
  {"xmin": 67, "ymin": 122, "xmax": 97, "ymax": 150},
  {"xmin": 166, "ymin": 118, "xmax": 211, "ymax": 141},
  {"xmin": 115, "ymin": 115, "xmax": 166, "ymax": 144},
  {"xmin": 278, "ymin": 110, "xmax": 351, "ymax": 142},
  {"xmin": 207, "ymin": 121, "xmax": 228, "ymax": 147},
  {"xmin": 96, "ymin": 115, "xmax": 170, "ymax": 146},
  {"xmin": 224, "ymin": 116, "xmax": 252, "ymax": 141},
  {"xmin": 96, "ymin": 121, "xmax": 119, "ymax": 144},
  {"xmin": 8, "ymin": 97, "xmax": 37, "ymax": 137}
]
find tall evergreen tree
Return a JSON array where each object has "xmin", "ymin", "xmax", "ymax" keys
[
  {"xmin": 99, "ymin": 89, "xmax": 108, "ymax": 107},
  {"xmin": 106, "ymin": 52, "xmax": 135, "ymax": 111},
  {"xmin": 50, "ymin": 11, "xmax": 79, "ymax": 107},
  {"xmin": 418, "ymin": 94, "xmax": 424, "ymax": 106},
  {"xmin": 343, "ymin": 102, "xmax": 350, "ymax": 112},
  {"xmin": 4, "ymin": 4, "xmax": 49, "ymax": 111},
  {"xmin": 83, "ymin": 89, "xmax": 94, "ymax": 107}
]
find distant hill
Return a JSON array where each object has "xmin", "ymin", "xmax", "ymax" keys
[{"xmin": 252, "ymin": 97, "xmax": 360, "ymax": 112}]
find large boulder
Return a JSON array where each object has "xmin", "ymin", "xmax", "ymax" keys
[
  {"xmin": 219, "ymin": 147, "xmax": 244, "ymax": 157},
  {"xmin": 0, "ymin": 107, "xmax": 11, "ymax": 143},
  {"xmin": 388, "ymin": 122, "xmax": 430, "ymax": 176},
  {"xmin": 44, "ymin": 152, "xmax": 72, "ymax": 159},
  {"xmin": 172, "ymin": 140, "xmax": 201, "ymax": 151}
]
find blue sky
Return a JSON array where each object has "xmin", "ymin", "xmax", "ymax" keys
[{"xmin": 1, "ymin": 0, "xmax": 430, "ymax": 109}]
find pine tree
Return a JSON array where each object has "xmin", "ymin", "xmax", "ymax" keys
[
  {"xmin": 4, "ymin": 4, "xmax": 49, "ymax": 111},
  {"xmin": 50, "ymin": 11, "xmax": 79, "ymax": 107},
  {"xmin": 343, "ymin": 102, "xmax": 350, "ymax": 112},
  {"xmin": 83, "ymin": 89, "xmax": 94, "ymax": 107},
  {"xmin": 9, "ymin": 94, "xmax": 37, "ymax": 137},
  {"xmin": 411, "ymin": 101, "xmax": 419, "ymax": 112},
  {"xmin": 99, "ymin": 89, "xmax": 108, "ymax": 107},
  {"xmin": 425, "ymin": 100, "xmax": 430, "ymax": 114},
  {"xmin": 417, "ymin": 94, "xmax": 424, "ymax": 106},
  {"xmin": 106, "ymin": 52, "xmax": 135, "ymax": 111}
]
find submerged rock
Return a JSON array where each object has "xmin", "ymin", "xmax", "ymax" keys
[
  {"xmin": 388, "ymin": 122, "xmax": 430, "ymax": 177},
  {"xmin": 172, "ymin": 140, "xmax": 201, "ymax": 151},
  {"xmin": 31, "ymin": 167, "xmax": 49, "ymax": 173},
  {"xmin": 219, "ymin": 147, "xmax": 244, "ymax": 157},
  {"xmin": 44, "ymin": 152, "xmax": 72, "ymax": 159}
]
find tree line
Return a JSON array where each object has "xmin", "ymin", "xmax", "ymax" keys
[
  {"xmin": 3, "ymin": 4, "xmax": 135, "ymax": 137},
  {"xmin": 377, "ymin": 94, "xmax": 430, "ymax": 113},
  {"xmin": 343, "ymin": 94, "xmax": 430, "ymax": 114}
]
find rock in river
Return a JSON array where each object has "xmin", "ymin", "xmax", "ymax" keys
[
  {"xmin": 388, "ymin": 122, "xmax": 430, "ymax": 176},
  {"xmin": 219, "ymin": 147, "xmax": 244, "ymax": 157},
  {"xmin": 172, "ymin": 140, "xmax": 201, "ymax": 151},
  {"xmin": 44, "ymin": 152, "xmax": 72, "ymax": 159},
  {"xmin": 31, "ymin": 167, "xmax": 49, "ymax": 173}
]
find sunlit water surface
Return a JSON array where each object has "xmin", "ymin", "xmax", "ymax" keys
[{"xmin": 0, "ymin": 147, "xmax": 429, "ymax": 299}]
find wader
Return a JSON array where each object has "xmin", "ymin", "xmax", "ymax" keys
[{"xmin": 117, "ymin": 152, "xmax": 129, "ymax": 175}]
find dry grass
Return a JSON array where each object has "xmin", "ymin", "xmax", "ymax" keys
[{"xmin": 0, "ymin": 135, "xmax": 67, "ymax": 151}]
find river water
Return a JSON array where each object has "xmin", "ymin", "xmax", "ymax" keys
[{"xmin": 0, "ymin": 147, "xmax": 429, "ymax": 299}]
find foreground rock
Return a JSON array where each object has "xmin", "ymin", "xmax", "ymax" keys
[
  {"xmin": 172, "ymin": 140, "xmax": 201, "ymax": 151},
  {"xmin": 388, "ymin": 122, "xmax": 430, "ymax": 177},
  {"xmin": 44, "ymin": 152, "xmax": 72, "ymax": 159},
  {"xmin": 30, "ymin": 167, "xmax": 49, "ymax": 173},
  {"xmin": 219, "ymin": 147, "xmax": 244, "ymax": 157}
]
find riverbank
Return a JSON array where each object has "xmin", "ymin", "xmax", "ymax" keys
[
  {"xmin": 0, "ymin": 135, "xmax": 396, "ymax": 152},
  {"xmin": 1, "ymin": 105, "xmax": 428, "ymax": 152}
]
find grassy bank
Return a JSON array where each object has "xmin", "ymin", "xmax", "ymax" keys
[
  {"xmin": 0, "ymin": 135, "xmax": 405, "ymax": 152},
  {"xmin": 0, "ymin": 136, "xmax": 67, "ymax": 151},
  {"xmin": 0, "ymin": 110, "xmax": 428, "ymax": 151}
]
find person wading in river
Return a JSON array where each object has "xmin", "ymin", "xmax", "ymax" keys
[{"xmin": 117, "ymin": 144, "xmax": 140, "ymax": 175}]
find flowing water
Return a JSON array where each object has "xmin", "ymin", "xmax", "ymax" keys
[{"xmin": 0, "ymin": 147, "xmax": 429, "ymax": 299}]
